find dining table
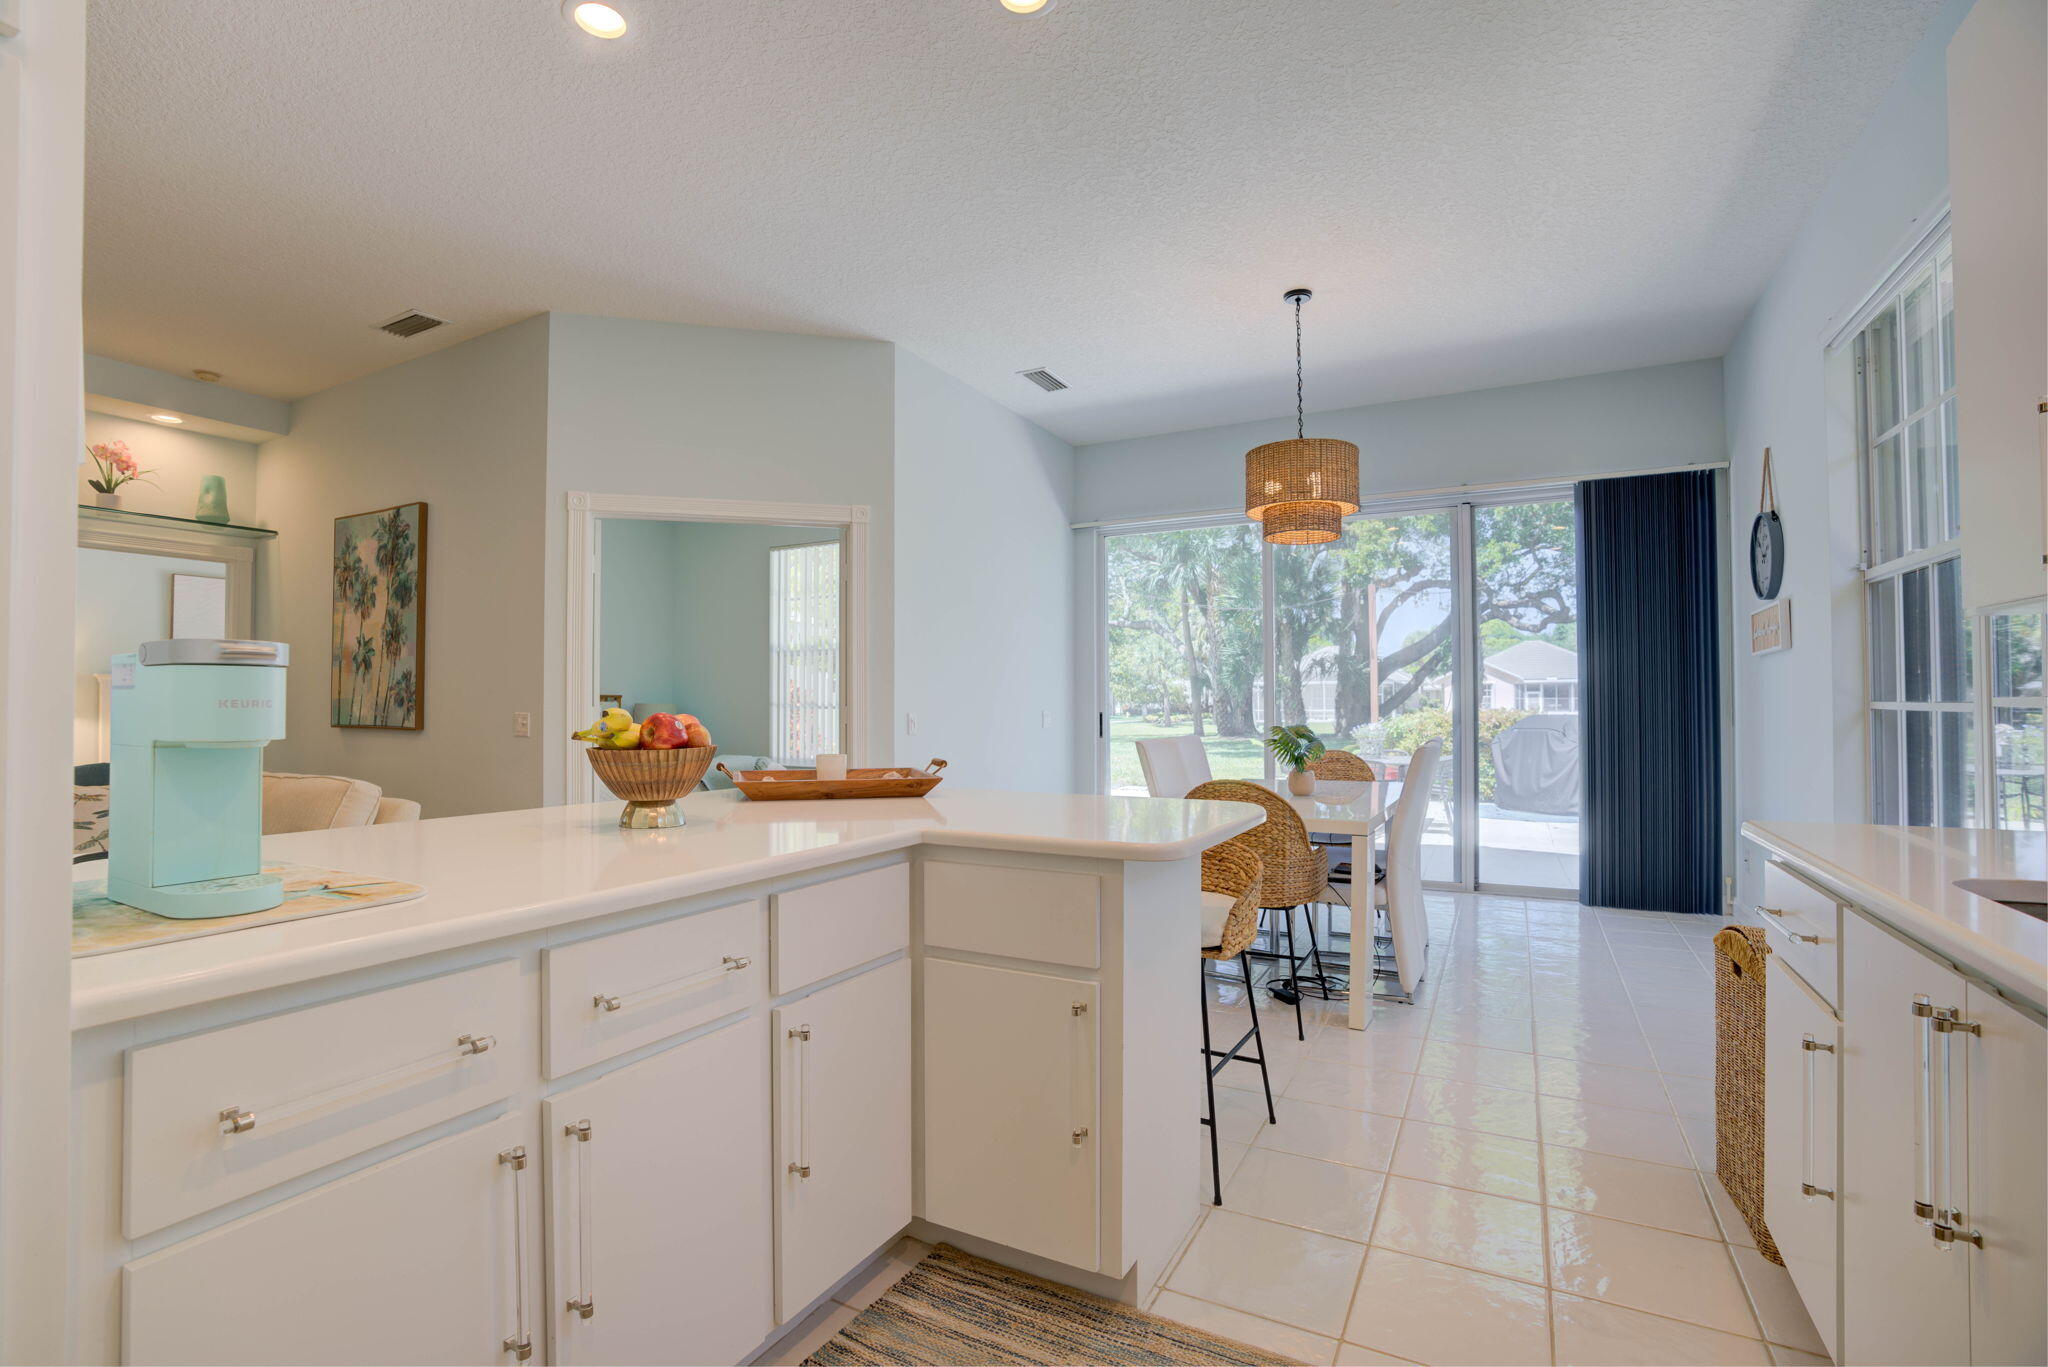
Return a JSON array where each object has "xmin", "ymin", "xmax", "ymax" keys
[{"xmin": 1259, "ymin": 777, "xmax": 1402, "ymax": 1030}]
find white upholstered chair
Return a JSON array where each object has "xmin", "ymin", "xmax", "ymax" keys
[
  {"xmin": 262, "ymin": 772, "xmax": 421, "ymax": 834},
  {"xmin": 1135, "ymin": 735, "xmax": 1213, "ymax": 798},
  {"xmin": 1373, "ymin": 738, "xmax": 1442, "ymax": 1001}
]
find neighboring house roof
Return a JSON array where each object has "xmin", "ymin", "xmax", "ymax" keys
[{"xmin": 1483, "ymin": 640, "xmax": 1578, "ymax": 684}]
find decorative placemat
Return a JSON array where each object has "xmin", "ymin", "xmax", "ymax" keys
[
  {"xmin": 803, "ymin": 1243, "xmax": 1300, "ymax": 1366},
  {"xmin": 73, "ymin": 865, "xmax": 425, "ymax": 958}
]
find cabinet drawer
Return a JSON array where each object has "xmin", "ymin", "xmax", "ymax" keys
[
  {"xmin": 1760, "ymin": 861, "xmax": 1840, "ymax": 1008},
  {"xmin": 771, "ymin": 864, "xmax": 909, "ymax": 994},
  {"xmin": 124, "ymin": 960, "xmax": 521, "ymax": 1239},
  {"xmin": 1763, "ymin": 956, "xmax": 1840, "ymax": 1363},
  {"xmin": 545, "ymin": 899, "xmax": 765, "ymax": 1078},
  {"xmin": 922, "ymin": 862, "xmax": 1100, "ymax": 969}
]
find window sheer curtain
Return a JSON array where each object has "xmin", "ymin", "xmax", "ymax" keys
[{"xmin": 1576, "ymin": 471, "xmax": 1722, "ymax": 914}]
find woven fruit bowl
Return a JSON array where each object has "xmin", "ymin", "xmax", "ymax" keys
[{"xmin": 586, "ymin": 746, "xmax": 717, "ymax": 829}]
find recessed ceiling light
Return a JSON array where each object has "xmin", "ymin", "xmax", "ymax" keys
[
  {"xmin": 149, "ymin": 414, "xmax": 185, "ymax": 424},
  {"xmin": 1000, "ymin": 0, "xmax": 1055, "ymax": 12},
  {"xmin": 564, "ymin": 1, "xmax": 627, "ymax": 38}
]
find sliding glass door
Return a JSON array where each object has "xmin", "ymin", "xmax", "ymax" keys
[{"xmin": 1097, "ymin": 490, "xmax": 1580, "ymax": 894}]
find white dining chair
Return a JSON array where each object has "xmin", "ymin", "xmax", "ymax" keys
[
  {"xmin": 1135, "ymin": 735, "xmax": 1213, "ymax": 798},
  {"xmin": 1374, "ymin": 738, "xmax": 1442, "ymax": 1003}
]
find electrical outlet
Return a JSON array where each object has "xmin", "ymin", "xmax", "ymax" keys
[
  {"xmin": 1041, "ymin": 709, "xmax": 1051, "ymax": 729},
  {"xmin": 513, "ymin": 712, "xmax": 531, "ymax": 738},
  {"xmin": 905, "ymin": 712, "xmax": 918, "ymax": 736}
]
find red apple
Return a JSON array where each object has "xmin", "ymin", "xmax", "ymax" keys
[
  {"xmin": 682, "ymin": 720, "xmax": 713, "ymax": 748},
  {"xmin": 639, "ymin": 713, "xmax": 689, "ymax": 749}
]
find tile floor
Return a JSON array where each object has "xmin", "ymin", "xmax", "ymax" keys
[
  {"xmin": 1153, "ymin": 892, "xmax": 1830, "ymax": 1367},
  {"xmin": 760, "ymin": 892, "xmax": 1831, "ymax": 1367}
]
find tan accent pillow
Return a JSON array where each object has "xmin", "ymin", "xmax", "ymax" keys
[{"xmin": 73, "ymin": 786, "xmax": 111, "ymax": 862}]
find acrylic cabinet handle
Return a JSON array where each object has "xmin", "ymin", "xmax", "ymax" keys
[
  {"xmin": 1799, "ymin": 1036, "xmax": 1834, "ymax": 1199},
  {"xmin": 218, "ymin": 1033, "xmax": 493, "ymax": 1135},
  {"xmin": 563, "ymin": 1119, "xmax": 596, "ymax": 1320},
  {"xmin": 1929, "ymin": 1008, "xmax": 1985, "ymax": 1248},
  {"xmin": 787, "ymin": 1025, "xmax": 813, "ymax": 1180},
  {"xmin": 499, "ymin": 1146, "xmax": 533, "ymax": 1361},
  {"xmin": 593, "ymin": 955, "xmax": 750, "ymax": 1014}
]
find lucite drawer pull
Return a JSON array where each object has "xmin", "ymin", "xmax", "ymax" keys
[
  {"xmin": 218, "ymin": 1033, "xmax": 495, "ymax": 1135},
  {"xmin": 593, "ymin": 955, "xmax": 750, "ymax": 1014}
]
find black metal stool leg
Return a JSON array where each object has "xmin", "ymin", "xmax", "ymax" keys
[
  {"xmin": 1200, "ymin": 973, "xmax": 1222, "ymax": 1206},
  {"xmin": 1283, "ymin": 909, "xmax": 1304, "ymax": 1039},
  {"xmin": 1241, "ymin": 952, "xmax": 1276, "ymax": 1123}
]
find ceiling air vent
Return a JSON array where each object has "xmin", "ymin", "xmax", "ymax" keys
[
  {"xmin": 376, "ymin": 310, "xmax": 446, "ymax": 339},
  {"xmin": 1018, "ymin": 367, "xmax": 1068, "ymax": 393}
]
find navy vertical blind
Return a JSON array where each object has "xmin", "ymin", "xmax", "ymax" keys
[{"xmin": 1576, "ymin": 471, "xmax": 1722, "ymax": 915}]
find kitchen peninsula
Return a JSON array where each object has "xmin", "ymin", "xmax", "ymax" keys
[{"xmin": 70, "ymin": 789, "xmax": 1260, "ymax": 1366}]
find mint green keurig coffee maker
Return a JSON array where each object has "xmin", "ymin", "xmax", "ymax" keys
[{"xmin": 108, "ymin": 640, "xmax": 289, "ymax": 918}]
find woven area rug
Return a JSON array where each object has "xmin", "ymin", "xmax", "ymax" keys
[{"xmin": 803, "ymin": 1244, "xmax": 1301, "ymax": 1366}]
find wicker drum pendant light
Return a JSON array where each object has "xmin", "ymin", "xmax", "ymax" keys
[{"xmin": 1244, "ymin": 288, "xmax": 1359, "ymax": 545}]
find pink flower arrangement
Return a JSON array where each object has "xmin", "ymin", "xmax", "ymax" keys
[{"xmin": 86, "ymin": 440, "xmax": 156, "ymax": 494}]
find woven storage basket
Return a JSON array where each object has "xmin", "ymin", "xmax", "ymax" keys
[{"xmin": 1713, "ymin": 924, "xmax": 1782, "ymax": 1264}]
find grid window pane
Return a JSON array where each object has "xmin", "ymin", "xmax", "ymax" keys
[
  {"xmin": 1941, "ymin": 399, "xmax": 1960, "ymax": 541},
  {"xmin": 1939, "ymin": 711, "xmax": 1973, "ymax": 826},
  {"xmin": 1868, "ymin": 578, "xmax": 1899, "ymax": 702},
  {"xmin": 1872, "ymin": 709, "xmax": 1902, "ymax": 824},
  {"xmin": 1909, "ymin": 412, "xmax": 1943, "ymax": 552},
  {"xmin": 1864, "ymin": 308, "xmax": 1899, "ymax": 436},
  {"xmin": 1993, "ymin": 610, "xmax": 2044, "ymax": 700},
  {"xmin": 769, "ymin": 542, "xmax": 842, "ymax": 765},
  {"xmin": 1905, "ymin": 710, "xmax": 1935, "ymax": 826},
  {"xmin": 1870, "ymin": 434, "xmax": 1904, "ymax": 564},
  {"xmin": 1938, "ymin": 250, "xmax": 1956, "ymax": 394},
  {"xmin": 1994, "ymin": 705, "xmax": 2045, "ymax": 831},
  {"xmin": 1935, "ymin": 558, "xmax": 1966, "ymax": 702},
  {"xmin": 1901, "ymin": 270, "xmax": 1939, "ymax": 416},
  {"xmin": 1901, "ymin": 566, "xmax": 1932, "ymax": 703}
]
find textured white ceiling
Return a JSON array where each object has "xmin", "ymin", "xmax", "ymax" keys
[{"xmin": 84, "ymin": 0, "xmax": 1943, "ymax": 444}]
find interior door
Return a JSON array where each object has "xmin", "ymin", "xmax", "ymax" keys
[
  {"xmin": 545, "ymin": 1016, "xmax": 772, "ymax": 1367},
  {"xmin": 1961, "ymin": 982, "xmax": 2047, "ymax": 1366},
  {"xmin": 1763, "ymin": 957, "xmax": 1841, "ymax": 1362},
  {"xmin": 922, "ymin": 958, "xmax": 1099, "ymax": 1270},
  {"xmin": 123, "ymin": 1114, "xmax": 535, "ymax": 1367},
  {"xmin": 1840, "ymin": 912, "xmax": 1970, "ymax": 1366},
  {"xmin": 773, "ymin": 958, "xmax": 912, "ymax": 1320}
]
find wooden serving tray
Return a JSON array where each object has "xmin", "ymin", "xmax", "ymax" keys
[{"xmin": 719, "ymin": 760, "xmax": 947, "ymax": 801}]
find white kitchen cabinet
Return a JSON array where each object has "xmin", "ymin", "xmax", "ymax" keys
[
  {"xmin": 1960, "ymin": 981, "xmax": 2048, "ymax": 1367},
  {"xmin": 773, "ymin": 957, "xmax": 912, "ymax": 1321},
  {"xmin": 124, "ymin": 1114, "xmax": 537, "ymax": 1367},
  {"xmin": 922, "ymin": 958, "xmax": 1100, "ymax": 1270},
  {"xmin": 1763, "ymin": 956, "xmax": 1841, "ymax": 1362},
  {"xmin": 1841, "ymin": 912, "xmax": 1973, "ymax": 1366},
  {"xmin": 1841, "ymin": 908, "xmax": 2048, "ymax": 1367},
  {"xmin": 544, "ymin": 1016, "xmax": 772, "ymax": 1367}
]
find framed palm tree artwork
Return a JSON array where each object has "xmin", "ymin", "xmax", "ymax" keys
[{"xmin": 331, "ymin": 502, "xmax": 427, "ymax": 729}]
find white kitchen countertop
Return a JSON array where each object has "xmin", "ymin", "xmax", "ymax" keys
[
  {"xmin": 73, "ymin": 788, "xmax": 1261, "ymax": 1029},
  {"xmin": 1744, "ymin": 821, "xmax": 2047, "ymax": 1013}
]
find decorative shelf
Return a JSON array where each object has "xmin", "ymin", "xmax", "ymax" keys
[{"xmin": 77, "ymin": 505, "xmax": 277, "ymax": 541}]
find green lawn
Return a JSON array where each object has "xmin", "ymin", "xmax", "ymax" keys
[{"xmin": 1108, "ymin": 717, "xmax": 1267, "ymax": 794}]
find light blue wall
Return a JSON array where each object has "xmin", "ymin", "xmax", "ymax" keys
[
  {"xmin": 597, "ymin": 519, "xmax": 842, "ymax": 760},
  {"xmin": 1072, "ymin": 358, "xmax": 1726, "ymax": 526},
  {"xmin": 1722, "ymin": 0, "xmax": 1972, "ymax": 908},
  {"xmin": 893, "ymin": 351, "xmax": 1076, "ymax": 793}
]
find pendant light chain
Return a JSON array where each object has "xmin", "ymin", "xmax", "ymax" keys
[{"xmin": 1294, "ymin": 293, "xmax": 1305, "ymax": 441}]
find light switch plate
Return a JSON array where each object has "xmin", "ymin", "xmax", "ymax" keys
[{"xmin": 513, "ymin": 712, "xmax": 531, "ymax": 738}]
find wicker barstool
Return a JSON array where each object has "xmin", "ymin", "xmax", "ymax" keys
[
  {"xmin": 1198, "ymin": 842, "xmax": 1272, "ymax": 1206},
  {"xmin": 1185, "ymin": 780, "xmax": 1331, "ymax": 1039},
  {"xmin": 1307, "ymin": 750, "xmax": 1376, "ymax": 780}
]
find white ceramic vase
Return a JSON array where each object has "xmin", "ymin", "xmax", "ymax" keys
[{"xmin": 1287, "ymin": 768, "xmax": 1316, "ymax": 796}]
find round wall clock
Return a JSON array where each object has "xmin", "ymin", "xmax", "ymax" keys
[{"xmin": 1751, "ymin": 448, "xmax": 1784, "ymax": 600}]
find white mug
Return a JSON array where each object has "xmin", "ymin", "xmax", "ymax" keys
[{"xmin": 815, "ymin": 753, "xmax": 849, "ymax": 782}]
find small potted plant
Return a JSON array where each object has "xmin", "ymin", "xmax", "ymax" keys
[
  {"xmin": 84, "ymin": 440, "xmax": 156, "ymax": 509},
  {"xmin": 1266, "ymin": 723, "xmax": 1325, "ymax": 795}
]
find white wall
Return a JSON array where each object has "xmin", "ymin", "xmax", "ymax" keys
[
  {"xmin": 596, "ymin": 518, "xmax": 841, "ymax": 759},
  {"xmin": 893, "ymin": 350, "xmax": 1076, "ymax": 793},
  {"xmin": 254, "ymin": 315, "xmax": 551, "ymax": 817},
  {"xmin": 79, "ymin": 412, "xmax": 259, "ymax": 523},
  {"xmin": 1073, "ymin": 358, "xmax": 1726, "ymax": 525},
  {"xmin": 73, "ymin": 549, "xmax": 225, "ymax": 763},
  {"xmin": 543, "ymin": 314, "xmax": 896, "ymax": 797},
  {"xmin": 1721, "ymin": 0, "xmax": 1974, "ymax": 908}
]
